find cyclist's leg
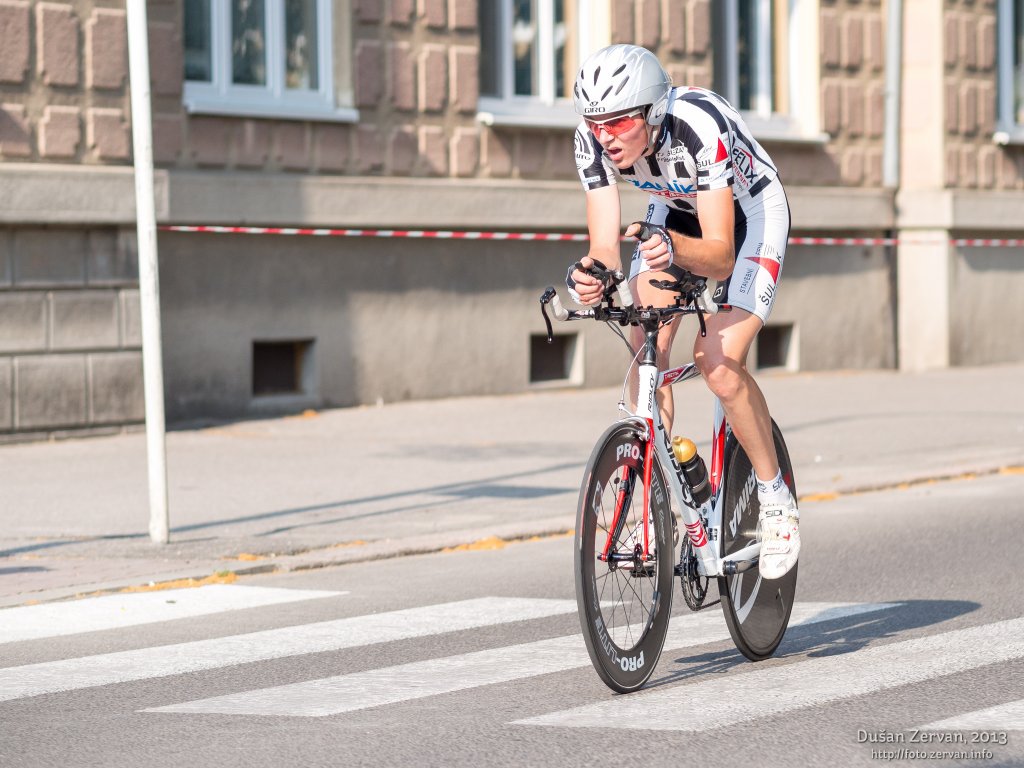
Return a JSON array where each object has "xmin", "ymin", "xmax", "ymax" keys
[
  {"xmin": 693, "ymin": 308, "xmax": 779, "ymax": 480},
  {"xmin": 697, "ymin": 180, "xmax": 791, "ymax": 480},
  {"xmin": 700, "ymin": 181, "xmax": 799, "ymax": 578}
]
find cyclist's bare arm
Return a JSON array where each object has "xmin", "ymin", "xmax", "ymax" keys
[
  {"xmin": 572, "ymin": 185, "xmax": 622, "ymax": 306},
  {"xmin": 626, "ymin": 187, "xmax": 736, "ymax": 280}
]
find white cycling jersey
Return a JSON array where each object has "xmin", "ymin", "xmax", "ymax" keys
[{"xmin": 574, "ymin": 86, "xmax": 791, "ymax": 323}]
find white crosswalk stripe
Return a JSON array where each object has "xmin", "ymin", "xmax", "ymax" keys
[
  {"xmin": 146, "ymin": 602, "xmax": 893, "ymax": 717},
  {"xmin": 0, "ymin": 585, "xmax": 342, "ymax": 644},
  {"xmin": 921, "ymin": 700, "xmax": 1024, "ymax": 731},
  {"xmin": 0, "ymin": 597, "xmax": 576, "ymax": 702},
  {"xmin": 517, "ymin": 617, "xmax": 1024, "ymax": 732}
]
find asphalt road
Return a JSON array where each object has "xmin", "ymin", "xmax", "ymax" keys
[{"xmin": 2, "ymin": 471, "xmax": 1023, "ymax": 768}]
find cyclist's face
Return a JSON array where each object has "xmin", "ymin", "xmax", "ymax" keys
[{"xmin": 585, "ymin": 110, "xmax": 649, "ymax": 168}]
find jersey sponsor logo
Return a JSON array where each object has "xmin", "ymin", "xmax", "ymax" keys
[
  {"xmin": 731, "ymin": 145, "xmax": 756, "ymax": 189},
  {"xmin": 697, "ymin": 137, "xmax": 730, "ymax": 171},
  {"xmin": 626, "ymin": 178, "xmax": 697, "ymax": 198},
  {"xmin": 744, "ymin": 254, "xmax": 781, "ymax": 283},
  {"xmin": 737, "ymin": 265, "xmax": 758, "ymax": 295},
  {"xmin": 574, "ymin": 132, "xmax": 596, "ymax": 169},
  {"xmin": 655, "ymin": 144, "xmax": 690, "ymax": 164}
]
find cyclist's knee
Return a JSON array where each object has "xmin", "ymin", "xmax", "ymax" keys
[{"xmin": 696, "ymin": 354, "xmax": 747, "ymax": 402}]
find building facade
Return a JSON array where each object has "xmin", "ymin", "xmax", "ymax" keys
[{"xmin": 0, "ymin": 0, "xmax": 1022, "ymax": 439}]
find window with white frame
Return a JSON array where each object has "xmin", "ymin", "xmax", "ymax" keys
[
  {"xmin": 712, "ymin": 0, "xmax": 823, "ymax": 141},
  {"xmin": 183, "ymin": 0, "xmax": 355, "ymax": 122},
  {"xmin": 478, "ymin": 0, "xmax": 591, "ymax": 128},
  {"xmin": 996, "ymin": 0, "xmax": 1024, "ymax": 141}
]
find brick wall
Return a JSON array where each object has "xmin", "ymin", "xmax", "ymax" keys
[
  {"xmin": 3, "ymin": 1, "xmax": 1021, "ymax": 189},
  {"xmin": 819, "ymin": 0, "xmax": 887, "ymax": 187},
  {"xmin": 0, "ymin": 1, "xmax": 136, "ymax": 164},
  {"xmin": 942, "ymin": 0, "xmax": 1024, "ymax": 191},
  {"xmin": 611, "ymin": 0, "xmax": 713, "ymax": 91},
  {"xmin": 0, "ymin": 227, "xmax": 144, "ymax": 440}
]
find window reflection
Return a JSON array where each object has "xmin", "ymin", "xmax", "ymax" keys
[
  {"xmin": 286, "ymin": 0, "xmax": 318, "ymax": 90},
  {"xmin": 184, "ymin": 0, "xmax": 212, "ymax": 81},
  {"xmin": 554, "ymin": 0, "xmax": 567, "ymax": 98},
  {"xmin": 1016, "ymin": 0, "xmax": 1024, "ymax": 123},
  {"xmin": 233, "ymin": 0, "xmax": 267, "ymax": 86},
  {"xmin": 513, "ymin": 0, "xmax": 536, "ymax": 96}
]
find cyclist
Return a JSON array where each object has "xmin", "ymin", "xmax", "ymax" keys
[{"xmin": 566, "ymin": 44, "xmax": 799, "ymax": 579}]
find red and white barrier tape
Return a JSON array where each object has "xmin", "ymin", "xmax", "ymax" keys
[
  {"xmin": 160, "ymin": 225, "xmax": 589, "ymax": 241},
  {"xmin": 158, "ymin": 225, "xmax": 1024, "ymax": 248}
]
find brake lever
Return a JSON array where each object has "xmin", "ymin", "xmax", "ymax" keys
[{"xmin": 540, "ymin": 286, "xmax": 556, "ymax": 343}]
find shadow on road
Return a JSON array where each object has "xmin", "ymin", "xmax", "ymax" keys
[{"xmin": 648, "ymin": 599, "xmax": 979, "ymax": 688}]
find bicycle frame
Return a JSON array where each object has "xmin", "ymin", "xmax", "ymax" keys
[
  {"xmin": 626, "ymin": 354, "xmax": 761, "ymax": 579},
  {"xmin": 538, "ymin": 274, "xmax": 761, "ymax": 578}
]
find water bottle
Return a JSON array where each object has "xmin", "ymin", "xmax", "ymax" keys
[{"xmin": 672, "ymin": 436, "xmax": 711, "ymax": 506}]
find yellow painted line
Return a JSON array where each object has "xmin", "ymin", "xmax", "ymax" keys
[
  {"xmin": 443, "ymin": 536, "xmax": 508, "ymax": 553},
  {"xmin": 799, "ymin": 492, "xmax": 839, "ymax": 503},
  {"xmin": 442, "ymin": 529, "xmax": 575, "ymax": 554},
  {"xmin": 798, "ymin": 464, "xmax": 1020, "ymax": 506},
  {"xmin": 329, "ymin": 539, "xmax": 368, "ymax": 549},
  {"xmin": 119, "ymin": 571, "xmax": 238, "ymax": 593}
]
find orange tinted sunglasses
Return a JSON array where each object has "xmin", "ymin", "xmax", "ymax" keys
[{"xmin": 585, "ymin": 109, "xmax": 645, "ymax": 138}]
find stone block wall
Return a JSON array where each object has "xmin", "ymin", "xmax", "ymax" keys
[
  {"xmin": 3, "ymin": 1, "xmax": 1017, "ymax": 187},
  {"xmin": 819, "ymin": 0, "xmax": 887, "ymax": 187},
  {"xmin": 0, "ymin": 227, "xmax": 144, "ymax": 440},
  {"xmin": 942, "ymin": 0, "xmax": 1024, "ymax": 191},
  {"xmin": 0, "ymin": 0, "xmax": 139, "ymax": 164}
]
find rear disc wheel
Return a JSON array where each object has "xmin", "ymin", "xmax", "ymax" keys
[{"xmin": 717, "ymin": 420, "xmax": 798, "ymax": 660}]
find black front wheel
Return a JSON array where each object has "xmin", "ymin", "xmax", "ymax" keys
[
  {"xmin": 718, "ymin": 420, "xmax": 798, "ymax": 660},
  {"xmin": 575, "ymin": 422, "xmax": 675, "ymax": 692}
]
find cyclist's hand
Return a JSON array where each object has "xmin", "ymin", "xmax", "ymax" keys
[
  {"xmin": 566, "ymin": 256, "xmax": 606, "ymax": 306},
  {"xmin": 627, "ymin": 221, "xmax": 675, "ymax": 272}
]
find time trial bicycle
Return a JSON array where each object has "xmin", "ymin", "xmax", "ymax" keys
[{"xmin": 539, "ymin": 254, "xmax": 798, "ymax": 692}]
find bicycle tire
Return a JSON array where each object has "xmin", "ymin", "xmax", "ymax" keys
[
  {"xmin": 717, "ymin": 420, "xmax": 799, "ymax": 661},
  {"xmin": 575, "ymin": 421, "xmax": 674, "ymax": 692}
]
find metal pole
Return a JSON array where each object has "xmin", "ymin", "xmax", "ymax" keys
[
  {"xmin": 126, "ymin": 0, "xmax": 169, "ymax": 544},
  {"xmin": 882, "ymin": 0, "xmax": 903, "ymax": 187}
]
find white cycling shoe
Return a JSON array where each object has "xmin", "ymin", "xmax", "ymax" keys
[{"xmin": 757, "ymin": 500, "xmax": 800, "ymax": 580}]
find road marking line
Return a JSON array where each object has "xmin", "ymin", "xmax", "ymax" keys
[
  {"xmin": 920, "ymin": 700, "xmax": 1024, "ymax": 731},
  {"xmin": 146, "ymin": 602, "xmax": 893, "ymax": 717},
  {"xmin": 0, "ymin": 585, "xmax": 342, "ymax": 645},
  {"xmin": 517, "ymin": 617, "xmax": 1024, "ymax": 731},
  {"xmin": 0, "ymin": 597, "xmax": 576, "ymax": 702}
]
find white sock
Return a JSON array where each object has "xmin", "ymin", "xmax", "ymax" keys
[{"xmin": 757, "ymin": 470, "xmax": 792, "ymax": 505}]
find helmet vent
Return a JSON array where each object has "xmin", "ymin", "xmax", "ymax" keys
[
  {"xmin": 593, "ymin": 66, "xmax": 601, "ymax": 84},
  {"xmin": 614, "ymin": 75, "xmax": 630, "ymax": 95},
  {"xmin": 613, "ymin": 64, "xmax": 627, "ymax": 76},
  {"xmin": 600, "ymin": 85, "xmax": 613, "ymax": 101},
  {"xmin": 580, "ymin": 86, "xmax": 590, "ymax": 101}
]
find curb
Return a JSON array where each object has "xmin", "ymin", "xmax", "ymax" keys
[{"xmin": 3, "ymin": 462, "xmax": 1022, "ymax": 610}]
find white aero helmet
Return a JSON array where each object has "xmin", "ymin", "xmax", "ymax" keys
[{"xmin": 572, "ymin": 45, "xmax": 672, "ymax": 126}]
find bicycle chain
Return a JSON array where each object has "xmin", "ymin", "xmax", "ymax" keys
[{"xmin": 679, "ymin": 527, "xmax": 720, "ymax": 611}]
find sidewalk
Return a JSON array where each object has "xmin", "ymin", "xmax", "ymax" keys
[{"xmin": 2, "ymin": 364, "xmax": 1022, "ymax": 607}]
